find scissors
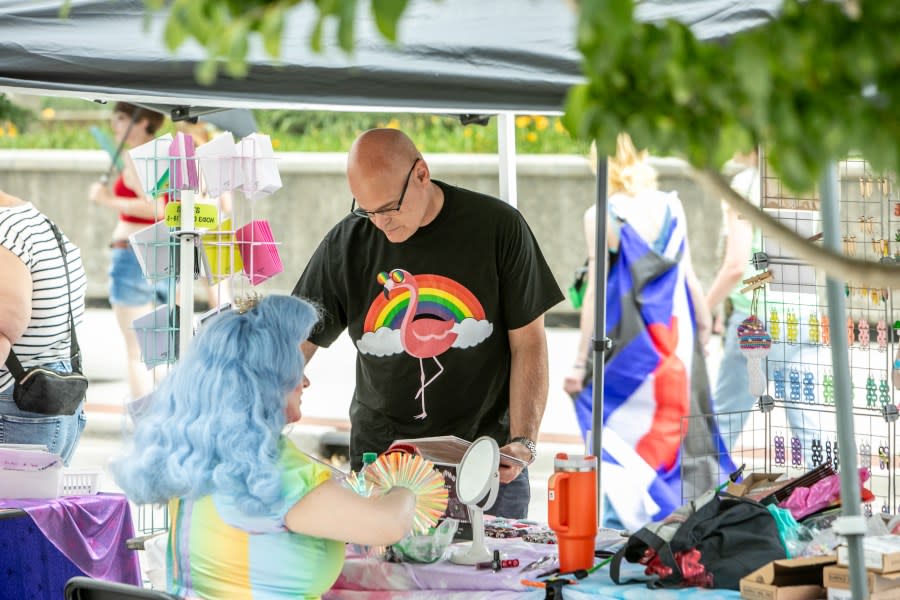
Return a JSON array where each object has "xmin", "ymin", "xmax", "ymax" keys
[{"xmin": 519, "ymin": 553, "xmax": 557, "ymax": 573}]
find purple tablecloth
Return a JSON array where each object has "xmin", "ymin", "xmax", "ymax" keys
[
  {"xmin": 324, "ymin": 537, "xmax": 744, "ymax": 600},
  {"xmin": 325, "ymin": 538, "xmax": 546, "ymax": 600},
  {"xmin": 0, "ymin": 493, "xmax": 141, "ymax": 588}
]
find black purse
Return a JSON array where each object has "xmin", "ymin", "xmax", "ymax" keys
[{"xmin": 5, "ymin": 219, "xmax": 88, "ymax": 416}]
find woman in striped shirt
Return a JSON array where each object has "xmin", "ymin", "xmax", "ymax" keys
[{"xmin": 0, "ymin": 189, "xmax": 87, "ymax": 464}]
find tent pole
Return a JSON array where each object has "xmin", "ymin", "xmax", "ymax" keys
[
  {"xmin": 820, "ymin": 161, "xmax": 868, "ymax": 599},
  {"xmin": 496, "ymin": 112, "xmax": 517, "ymax": 207},
  {"xmin": 591, "ymin": 151, "xmax": 608, "ymax": 525},
  {"xmin": 178, "ymin": 189, "xmax": 195, "ymax": 359}
]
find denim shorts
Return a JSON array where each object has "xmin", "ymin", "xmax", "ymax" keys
[
  {"xmin": 109, "ymin": 247, "xmax": 169, "ymax": 307},
  {"xmin": 486, "ymin": 468, "xmax": 530, "ymax": 519},
  {"xmin": 0, "ymin": 361, "xmax": 87, "ymax": 466}
]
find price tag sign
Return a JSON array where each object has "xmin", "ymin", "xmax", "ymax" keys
[{"xmin": 165, "ymin": 202, "xmax": 218, "ymax": 229}]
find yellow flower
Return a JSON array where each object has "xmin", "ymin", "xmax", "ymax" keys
[
  {"xmin": 271, "ymin": 138, "xmax": 281, "ymax": 149},
  {"xmin": 515, "ymin": 115, "xmax": 531, "ymax": 129},
  {"xmin": 535, "ymin": 116, "xmax": 549, "ymax": 131},
  {"xmin": 41, "ymin": 107, "xmax": 56, "ymax": 119},
  {"xmin": 554, "ymin": 119, "xmax": 566, "ymax": 133},
  {"xmin": 385, "ymin": 118, "xmax": 401, "ymax": 130},
  {"xmin": 7, "ymin": 125, "xmax": 17, "ymax": 137},
  {"xmin": 0, "ymin": 127, "xmax": 5, "ymax": 137},
  {"xmin": 526, "ymin": 132, "xmax": 538, "ymax": 143},
  {"xmin": 463, "ymin": 128, "xmax": 473, "ymax": 138}
]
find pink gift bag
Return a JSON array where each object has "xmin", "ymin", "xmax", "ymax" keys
[
  {"xmin": 235, "ymin": 219, "xmax": 283, "ymax": 285},
  {"xmin": 168, "ymin": 131, "xmax": 199, "ymax": 191}
]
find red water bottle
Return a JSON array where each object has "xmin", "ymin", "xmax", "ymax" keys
[{"xmin": 547, "ymin": 453, "xmax": 597, "ymax": 572}]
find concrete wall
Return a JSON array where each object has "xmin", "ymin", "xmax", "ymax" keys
[{"xmin": 0, "ymin": 150, "xmax": 726, "ymax": 314}]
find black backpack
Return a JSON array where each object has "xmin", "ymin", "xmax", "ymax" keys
[{"xmin": 610, "ymin": 491, "xmax": 787, "ymax": 590}]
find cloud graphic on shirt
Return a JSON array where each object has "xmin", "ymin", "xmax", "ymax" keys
[
  {"xmin": 356, "ymin": 327, "xmax": 403, "ymax": 356},
  {"xmin": 451, "ymin": 318, "xmax": 493, "ymax": 348}
]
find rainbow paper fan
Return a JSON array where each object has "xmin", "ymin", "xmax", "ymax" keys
[{"xmin": 364, "ymin": 452, "xmax": 449, "ymax": 534}]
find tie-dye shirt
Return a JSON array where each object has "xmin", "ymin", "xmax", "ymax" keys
[{"xmin": 166, "ymin": 438, "xmax": 345, "ymax": 599}]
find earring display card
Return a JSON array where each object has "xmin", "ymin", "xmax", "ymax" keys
[
  {"xmin": 129, "ymin": 134, "xmax": 173, "ymax": 195},
  {"xmin": 129, "ymin": 221, "xmax": 176, "ymax": 280},
  {"xmin": 195, "ymin": 131, "xmax": 243, "ymax": 198},
  {"xmin": 201, "ymin": 218, "xmax": 243, "ymax": 283},
  {"xmin": 234, "ymin": 219, "xmax": 283, "ymax": 285},
  {"xmin": 132, "ymin": 305, "xmax": 179, "ymax": 368},
  {"xmin": 239, "ymin": 133, "xmax": 282, "ymax": 200}
]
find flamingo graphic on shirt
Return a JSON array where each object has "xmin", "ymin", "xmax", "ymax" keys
[{"xmin": 357, "ymin": 269, "xmax": 493, "ymax": 419}]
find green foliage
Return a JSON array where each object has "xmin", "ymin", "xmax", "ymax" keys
[
  {"xmin": 0, "ymin": 103, "xmax": 585, "ymax": 154},
  {"xmin": 0, "ymin": 94, "xmax": 34, "ymax": 130},
  {"xmin": 563, "ymin": 0, "xmax": 900, "ymax": 191}
]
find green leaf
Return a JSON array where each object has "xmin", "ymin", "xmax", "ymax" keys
[
  {"xmin": 260, "ymin": 6, "xmax": 286, "ymax": 57},
  {"xmin": 163, "ymin": 16, "xmax": 188, "ymax": 51},
  {"xmin": 372, "ymin": 0, "xmax": 409, "ymax": 42},
  {"xmin": 310, "ymin": 13, "xmax": 326, "ymax": 53},
  {"xmin": 337, "ymin": 0, "xmax": 357, "ymax": 52},
  {"xmin": 195, "ymin": 59, "xmax": 219, "ymax": 86}
]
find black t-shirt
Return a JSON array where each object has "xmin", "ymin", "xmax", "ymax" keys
[{"xmin": 293, "ymin": 181, "xmax": 563, "ymax": 469}]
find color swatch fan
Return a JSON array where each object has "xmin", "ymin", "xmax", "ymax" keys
[{"xmin": 364, "ymin": 453, "xmax": 448, "ymax": 534}]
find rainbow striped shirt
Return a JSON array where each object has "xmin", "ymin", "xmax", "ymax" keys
[{"xmin": 167, "ymin": 438, "xmax": 345, "ymax": 599}]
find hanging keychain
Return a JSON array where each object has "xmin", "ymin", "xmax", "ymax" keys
[
  {"xmin": 880, "ymin": 378, "xmax": 890, "ymax": 406},
  {"xmin": 738, "ymin": 289, "xmax": 772, "ymax": 397},
  {"xmin": 786, "ymin": 310, "xmax": 799, "ymax": 345},
  {"xmin": 802, "ymin": 371, "xmax": 815, "ymax": 403},
  {"xmin": 878, "ymin": 320, "xmax": 888, "ymax": 351},
  {"xmin": 866, "ymin": 375, "xmax": 878, "ymax": 408},
  {"xmin": 808, "ymin": 313, "xmax": 820, "ymax": 344},
  {"xmin": 789, "ymin": 368, "xmax": 801, "ymax": 402},
  {"xmin": 823, "ymin": 371, "xmax": 834, "ymax": 405},
  {"xmin": 774, "ymin": 431, "xmax": 786, "ymax": 466},
  {"xmin": 822, "ymin": 314, "xmax": 831, "ymax": 345},
  {"xmin": 859, "ymin": 319, "xmax": 870, "ymax": 348},
  {"xmin": 769, "ymin": 308, "xmax": 781, "ymax": 342},
  {"xmin": 773, "ymin": 368, "xmax": 785, "ymax": 400}
]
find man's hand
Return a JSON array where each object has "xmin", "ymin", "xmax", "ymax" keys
[
  {"xmin": 497, "ymin": 442, "xmax": 532, "ymax": 484},
  {"xmin": 563, "ymin": 365, "xmax": 586, "ymax": 396}
]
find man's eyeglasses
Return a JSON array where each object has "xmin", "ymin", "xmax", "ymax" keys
[{"xmin": 350, "ymin": 158, "xmax": 420, "ymax": 218}]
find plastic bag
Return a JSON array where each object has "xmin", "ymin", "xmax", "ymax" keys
[{"xmin": 392, "ymin": 518, "xmax": 459, "ymax": 563}]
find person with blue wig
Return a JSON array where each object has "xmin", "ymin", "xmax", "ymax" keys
[{"xmin": 112, "ymin": 294, "xmax": 416, "ymax": 599}]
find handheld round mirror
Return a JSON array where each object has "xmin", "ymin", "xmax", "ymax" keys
[
  {"xmin": 456, "ymin": 436, "xmax": 500, "ymax": 505},
  {"xmin": 450, "ymin": 436, "xmax": 500, "ymax": 565}
]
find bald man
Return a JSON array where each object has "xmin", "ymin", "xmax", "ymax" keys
[{"xmin": 292, "ymin": 129, "xmax": 563, "ymax": 519}]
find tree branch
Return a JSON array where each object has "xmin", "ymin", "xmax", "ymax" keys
[{"xmin": 693, "ymin": 168, "xmax": 900, "ymax": 288}]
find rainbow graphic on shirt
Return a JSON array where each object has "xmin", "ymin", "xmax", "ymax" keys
[{"xmin": 362, "ymin": 273, "xmax": 486, "ymax": 333}]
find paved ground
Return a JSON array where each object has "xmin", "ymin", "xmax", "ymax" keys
[{"xmin": 71, "ymin": 307, "xmax": 727, "ymax": 523}]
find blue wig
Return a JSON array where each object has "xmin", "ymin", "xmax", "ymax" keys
[{"xmin": 112, "ymin": 295, "xmax": 318, "ymax": 517}]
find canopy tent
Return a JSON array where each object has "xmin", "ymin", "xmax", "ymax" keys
[{"xmin": 0, "ymin": 1, "xmax": 868, "ymax": 594}]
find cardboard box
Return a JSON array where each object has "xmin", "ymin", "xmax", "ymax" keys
[
  {"xmin": 824, "ymin": 564, "xmax": 900, "ymax": 598},
  {"xmin": 728, "ymin": 473, "xmax": 786, "ymax": 498},
  {"xmin": 740, "ymin": 555, "xmax": 836, "ymax": 600},
  {"xmin": 828, "ymin": 586, "xmax": 900, "ymax": 600},
  {"xmin": 838, "ymin": 537, "xmax": 900, "ymax": 573}
]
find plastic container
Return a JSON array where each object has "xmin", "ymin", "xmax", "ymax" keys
[
  {"xmin": 61, "ymin": 470, "xmax": 102, "ymax": 496},
  {"xmin": 0, "ymin": 466, "xmax": 62, "ymax": 499}
]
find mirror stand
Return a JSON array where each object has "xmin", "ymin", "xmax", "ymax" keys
[{"xmin": 449, "ymin": 504, "xmax": 493, "ymax": 565}]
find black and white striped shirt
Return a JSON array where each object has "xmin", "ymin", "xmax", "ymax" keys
[{"xmin": 0, "ymin": 203, "xmax": 87, "ymax": 392}]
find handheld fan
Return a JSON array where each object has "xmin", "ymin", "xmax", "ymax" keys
[{"xmin": 364, "ymin": 452, "xmax": 448, "ymax": 534}]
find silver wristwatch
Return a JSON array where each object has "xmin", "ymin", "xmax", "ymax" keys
[{"xmin": 509, "ymin": 436, "xmax": 537, "ymax": 464}]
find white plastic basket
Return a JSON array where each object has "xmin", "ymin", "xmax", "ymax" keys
[{"xmin": 61, "ymin": 470, "xmax": 101, "ymax": 496}]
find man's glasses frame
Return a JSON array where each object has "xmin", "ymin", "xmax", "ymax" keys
[{"xmin": 350, "ymin": 158, "xmax": 420, "ymax": 218}]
